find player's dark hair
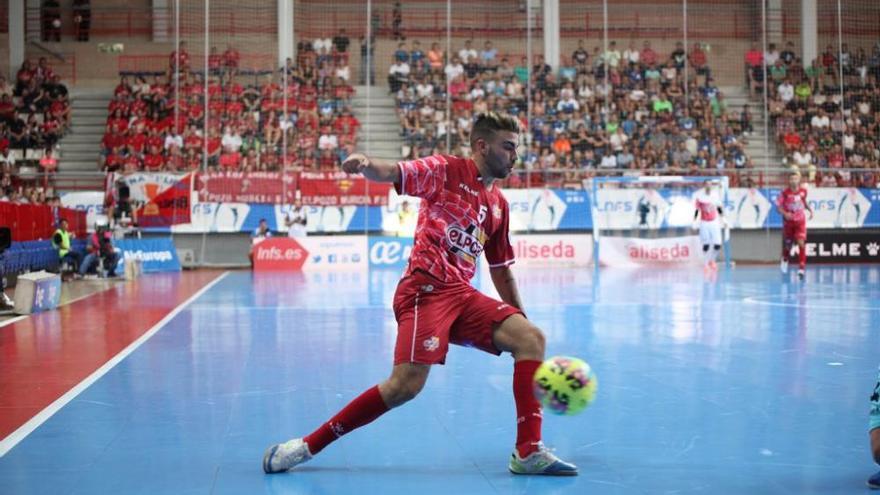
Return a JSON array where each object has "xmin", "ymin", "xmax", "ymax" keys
[{"xmin": 470, "ymin": 112, "xmax": 520, "ymax": 146}]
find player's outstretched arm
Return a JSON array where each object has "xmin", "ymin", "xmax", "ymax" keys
[
  {"xmin": 490, "ymin": 266, "xmax": 525, "ymax": 312},
  {"xmin": 342, "ymin": 152, "xmax": 400, "ymax": 185}
]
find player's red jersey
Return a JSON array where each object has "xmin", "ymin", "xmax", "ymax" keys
[
  {"xmin": 396, "ymin": 154, "xmax": 515, "ymax": 285},
  {"xmin": 778, "ymin": 187, "xmax": 808, "ymax": 223}
]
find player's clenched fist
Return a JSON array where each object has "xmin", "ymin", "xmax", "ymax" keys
[{"xmin": 342, "ymin": 153, "xmax": 369, "ymax": 174}]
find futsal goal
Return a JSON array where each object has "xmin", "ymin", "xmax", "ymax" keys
[{"xmin": 588, "ymin": 176, "xmax": 731, "ymax": 268}]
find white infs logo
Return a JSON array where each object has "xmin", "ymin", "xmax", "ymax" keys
[
  {"xmin": 423, "ymin": 336, "xmax": 440, "ymax": 352},
  {"xmin": 868, "ymin": 242, "xmax": 880, "ymax": 257}
]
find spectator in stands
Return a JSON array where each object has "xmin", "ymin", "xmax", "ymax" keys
[
  {"xmin": 39, "ymin": 148, "xmax": 58, "ymax": 173},
  {"xmin": 427, "ymin": 42, "xmax": 444, "ymax": 74},
  {"xmin": 689, "ymin": 42, "xmax": 710, "ymax": 83},
  {"xmin": 765, "ymin": 43, "xmax": 780, "ymax": 67},
  {"xmin": 0, "ymin": 147, "xmax": 15, "ymax": 174},
  {"xmin": 170, "ymin": 41, "xmax": 190, "ymax": 71},
  {"xmin": 603, "ymin": 41, "xmax": 622, "ymax": 70},
  {"xmin": 745, "ymin": 42, "xmax": 763, "ymax": 95},
  {"xmin": 392, "ymin": 1, "xmax": 403, "ymax": 40},
  {"xmin": 388, "ymin": 56, "xmax": 411, "ymax": 93},
  {"xmin": 80, "ymin": 224, "xmax": 119, "ymax": 278},
  {"xmin": 0, "ymin": 76, "xmax": 11, "ymax": 98},
  {"xmin": 41, "ymin": 0, "xmax": 61, "ymax": 42},
  {"xmin": 333, "ymin": 29, "xmax": 350, "ymax": 55},
  {"xmin": 72, "ymin": 0, "xmax": 91, "ymax": 41},
  {"xmin": 780, "ymin": 41, "xmax": 796, "ymax": 66},
  {"xmin": 572, "ymin": 40, "xmax": 589, "ymax": 74},
  {"xmin": 223, "ymin": 44, "xmax": 240, "ymax": 76},
  {"xmin": 480, "ymin": 41, "xmax": 498, "ymax": 71},
  {"xmin": 670, "ymin": 41, "xmax": 687, "ymax": 71},
  {"xmin": 820, "ymin": 44, "xmax": 838, "ymax": 87},
  {"xmin": 459, "ymin": 40, "xmax": 479, "ymax": 75}
]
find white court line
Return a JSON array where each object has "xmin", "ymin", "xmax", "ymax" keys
[
  {"xmin": 0, "ymin": 271, "xmax": 229, "ymax": 458},
  {"xmin": 0, "ymin": 315, "xmax": 27, "ymax": 328},
  {"xmin": 742, "ymin": 296, "xmax": 880, "ymax": 312}
]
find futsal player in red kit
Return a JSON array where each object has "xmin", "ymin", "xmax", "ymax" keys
[
  {"xmin": 263, "ymin": 113, "xmax": 578, "ymax": 476},
  {"xmin": 776, "ymin": 172, "xmax": 813, "ymax": 279}
]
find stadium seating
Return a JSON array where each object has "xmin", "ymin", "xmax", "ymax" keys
[
  {"xmin": 389, "ymin": 38, "xmax": 752, "ymax": 188},
  {"xmin": 99, "ymin": 42, "xmax": 358, "ymax": 173}
]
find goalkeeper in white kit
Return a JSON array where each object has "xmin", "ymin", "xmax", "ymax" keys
[{"xmin": 693, "ymin": 182, "xmax": 727, "ymax": 271}]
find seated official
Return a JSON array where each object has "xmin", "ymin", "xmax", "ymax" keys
[
  {"xmin": 52, "ymin": 218, "xmax": 82, "ymax": 271},
  {"xmin": 80, "ymin": 226, "xmax": 120, "ymax": 277}
]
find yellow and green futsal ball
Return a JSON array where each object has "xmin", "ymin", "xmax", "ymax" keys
[{"xmin": 533, "ymin": 356, "xmax": 598, "ymax": 416}]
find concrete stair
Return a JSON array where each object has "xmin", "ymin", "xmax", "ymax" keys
[
  {"xmin": 351, "ymin": 85, "xmax": 403, "ymax": 162},
  {"xmin": 719, "ymin": 85, "xmax": 781, "ymax": 169},
  {"xmin": 60, "ymin": 88, "xmax": 110, "ymax": 176}
]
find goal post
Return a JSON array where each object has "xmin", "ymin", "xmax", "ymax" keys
[{"xmin": 588, "ymin": 176, "xmax": 731, "ymax": 268}]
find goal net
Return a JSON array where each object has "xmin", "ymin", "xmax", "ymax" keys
[{"xmin": 588, "ymin": 176, "xmax": 731, "ymax": 268}]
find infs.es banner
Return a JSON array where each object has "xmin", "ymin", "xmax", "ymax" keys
[{"xmin": 254, "ymin": 236, "xmax": 367, "ymax": 271}]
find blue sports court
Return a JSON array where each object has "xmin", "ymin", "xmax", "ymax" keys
[{"xmin": 1, "ymin": 265, "xmax": 877, "ymax": 494}]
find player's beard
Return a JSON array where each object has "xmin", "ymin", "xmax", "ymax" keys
[{"xmin": 486, "ymin": 148, "xmax": 513, "ymax": 179}]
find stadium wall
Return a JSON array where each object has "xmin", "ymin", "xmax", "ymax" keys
[{"xmin": 154, "ymin": 230, "xmax": 802, "ymax": 267}]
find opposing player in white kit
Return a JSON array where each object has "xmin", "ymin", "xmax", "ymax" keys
[{"xmin": 693, "ymin": 182, "xmax": 726, "ymax": 270}]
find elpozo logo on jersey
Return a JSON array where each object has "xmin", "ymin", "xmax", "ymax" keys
[
  {"xmin": 446, "ymin": 225, "xmax": 486, "ymax": 263},
  {"xmin": 368, "ymin": 237, "xmax": 413, "ymax": 268}
]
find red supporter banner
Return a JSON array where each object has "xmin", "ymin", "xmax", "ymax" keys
[
  {"xmin": 299, "ymin": 171, "xmax": 391, "ymax": 206},
  {"xmin": 136, "ymin": 173, "xmax": 193, "ymax": 227},
  {"xmin": 196, "ymin": 171, "xmax": 391, "ymax": 206},
  {"xmin": 197, "ymin": 171, "xmax": 297, "ymax": 204}
]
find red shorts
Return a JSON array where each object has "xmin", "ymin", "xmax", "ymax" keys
[
  {"xmin": 783, "ymin": 220, "xmax": 807, "ymax": 241},
  {"xmin": 392, "ymin": 270, "xmax": 523, "ymax": 365}
]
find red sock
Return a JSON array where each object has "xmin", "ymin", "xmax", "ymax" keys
[
  {"xmin": 304, "ymin": 385, "xmax": 389, "ymax": 454},
  {"xmin": 781, "ymin": 242, "xmax": 790, "ymax": 261},
  {"xmin": 513, "ymin": 360, "xmax": 543, "ymax": 458},
  {"xmin": 798, "ymin": 244, "xmax": 806, "ymax": 269}
]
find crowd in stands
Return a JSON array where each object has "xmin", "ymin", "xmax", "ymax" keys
[
  {"xmin": 0, "ymin": 173, "xmax": 57, "ymax": 206},
  {"xmin": 388, "ymin": 38, "xmax": 753, "ymax": 187},
  {"xmin": 0, "ymin": 58, "xmax": 71, "ymax": 170},
  {"xmin": 755, "ymin": 41, "xmax": 880, "ymax": 187},
  {"xmin": 100, "ymin": 34, "xmax": 359, "ymax": 173}
]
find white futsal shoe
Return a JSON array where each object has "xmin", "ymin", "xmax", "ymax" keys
[
  {"xmin": 508, "ymin": 442, "xmax": 578, "ymax": 476},
  {"xmin": 797, "ymin": 268, "xmax": 805, "ymax": 280},
  {"xmin": 263, "ymin": 438, "xmax": 313, "ymax": 474},
  {"xmin": 780, "ymin": 259, "xmax": 788, "ymax": 274}
]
